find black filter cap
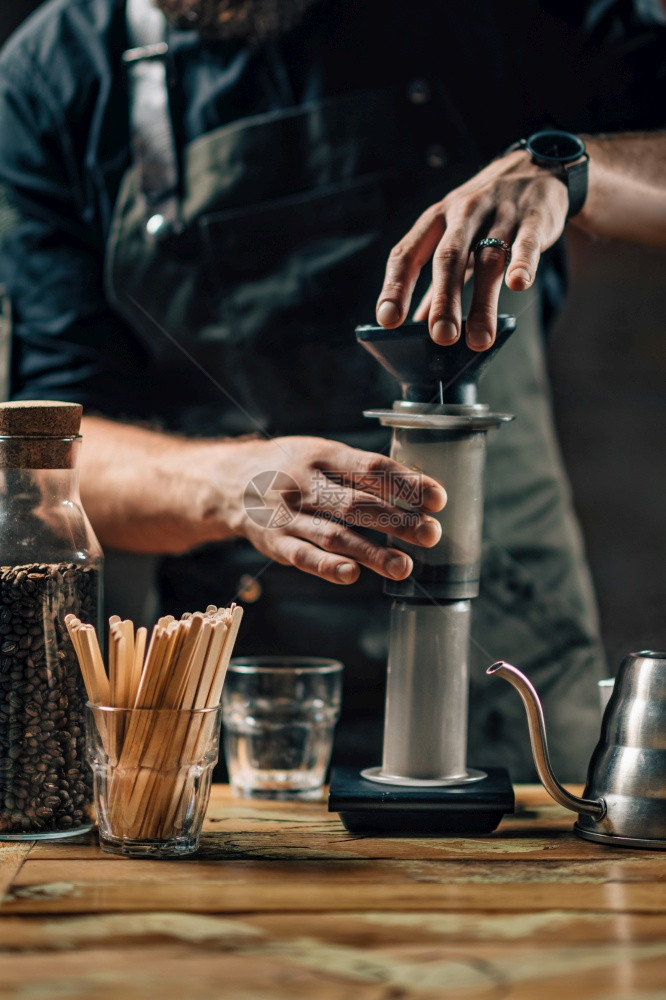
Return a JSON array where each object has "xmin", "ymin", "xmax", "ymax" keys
[{"xmin": 356, "ymin": 316, "xmax": 516, "ymax": 404}]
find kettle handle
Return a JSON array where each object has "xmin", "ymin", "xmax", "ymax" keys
[{"xmin": 487, "ymin": 662, "xmax": 605, "ymax": 819}]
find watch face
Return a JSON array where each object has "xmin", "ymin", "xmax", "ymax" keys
[{"xmin": 526, "ymin": 130, "xmax": 586, "ymax": 164}]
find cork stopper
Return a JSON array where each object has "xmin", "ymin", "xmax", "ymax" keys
[
  {"xmin": 0, "ymin": 401, "xmax": 83, "ymax": 437},
  {"xmin": 0, "ymin": 402, "xmax": 83, "ymax": 469}
]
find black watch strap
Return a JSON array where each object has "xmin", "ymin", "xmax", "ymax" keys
[{"xmin": 563, "ymin": 155, "xmax": 589, "ymax": 219}]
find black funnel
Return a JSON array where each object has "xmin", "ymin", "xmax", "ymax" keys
[{"xmin": 356, "ymin": 315, "xmax": 516, "ymax": 404}]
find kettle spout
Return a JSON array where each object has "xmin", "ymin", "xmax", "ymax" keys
[{"xmin": 486, "ymin": 662, "xmax": 605, "ymax": 820}]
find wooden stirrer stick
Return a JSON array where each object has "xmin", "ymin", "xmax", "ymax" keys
[{"xmin": 130, "ymin": 626, "xmax": 147, "ymax": 707}]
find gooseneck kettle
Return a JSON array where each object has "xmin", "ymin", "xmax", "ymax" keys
[{"xmin": 488, "ymin": 651, "xmax": 666, "ymax": 848}]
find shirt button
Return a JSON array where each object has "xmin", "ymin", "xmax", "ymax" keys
[
  {"xmin": 407, "ymin": 78, "xmax": 431, "ymax": 105},
  {"xmin": 237, "ymin": 574, "xmax": 262, "ymax": 603},
  {"xmin": 425, "ymin": 143, "xmax": 448, "ymax": 169},
  {"xmin": 146, "ymin": 214, "xmax": 165, "ymax": 236}
]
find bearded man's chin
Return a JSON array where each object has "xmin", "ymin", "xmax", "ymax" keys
[{"xmin": 154, "ymin": 0, "xmax": 321, "ymax": 41}]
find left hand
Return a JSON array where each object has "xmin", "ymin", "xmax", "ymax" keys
[{"xmin": 375, "ymin": 150, "xmax": 569, "ymax": 350}]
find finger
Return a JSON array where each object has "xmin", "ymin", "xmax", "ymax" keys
[
  {"xmin": 506, "ymin": 178, "xmax": 565, "ymax": 290},
  {"xmin": 376, "ymin": 207, "xmax": 445, "ymax": 328},
  {"xmin": 317, "ymin": 451, "xmax": 447, "ymax": 512},
  {"xmin": 302, "ymin": 482, "xmax": 442, "ymax": 548},
  {"xmin": 426, "ymin": 184, "xmax": 495, "ymax": 346},
  {"xmin": 272, "ymin": 533, "xmax": 362, "ymax": 584},
  {"xmin": 466, "ymin": 238, "xmax": 513, "ymax": 351},
  {"xmin": 272, "ymin": 531, "xmax": 413, "ymax": 585},
  {"xmin": 413, "ymin": 284, "xmax": 433, "ymax": 321},
  {"xmin": 289, "ymin": 514, "xmax": 416, "ymax": 581},
  {"xmin": 426, "ymin": 223, "xmax": 476, "ymax": 345},
  {"xmin": 505, "ymin": 215, "xmax": 547, "ymax": 292}
]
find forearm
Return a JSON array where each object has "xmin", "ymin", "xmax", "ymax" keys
[
  {"xmin": 575, "ymin": 132, "xmax": 666, "ymax": 245},
  {"xmin": 79, "ymin": 416, "xmax": 235, "ymax": 553},
  {"xmin": 79, "ymin": 416, "xmax": 445, "ymax": 584}
]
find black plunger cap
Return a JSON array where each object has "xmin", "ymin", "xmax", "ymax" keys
[{"xmin": 356, "ymin": 315, "xmax": 516, "ymax": 404}]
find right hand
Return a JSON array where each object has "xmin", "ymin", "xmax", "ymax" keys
[
  {"xmin": 196, "ymin": 436, "xmax": 446, "ymax": 585},
  {"xmin": 375, "ymin": 149, "xmax": 569, "ymax": 350}
]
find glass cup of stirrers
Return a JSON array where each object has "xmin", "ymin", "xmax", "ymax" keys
[{"xmin": 67, "ymin": 604, "xmax": 243, "ymax": 858}]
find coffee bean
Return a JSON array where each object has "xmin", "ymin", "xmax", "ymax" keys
[{"xmin": 0, "ymin": 561, "xmax": 98, "ymax": 836}]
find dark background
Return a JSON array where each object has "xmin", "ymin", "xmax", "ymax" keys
[
  {"xmin": 0, "ymin": 2, "xmax": 42, "ymax": 43},
  {"xmin": 549, "ymin": 231, "xmax": 666, "ymax": 671},
  {"xmin": 3, "ymin": 1, "xmax": 665, "ymax": 675}
]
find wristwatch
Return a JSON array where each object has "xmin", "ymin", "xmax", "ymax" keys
[{"xmin": 508, "ymin": 130, "xmax": 589, "ymax": 219}]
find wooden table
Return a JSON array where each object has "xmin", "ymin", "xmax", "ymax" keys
[{"xmin": 0, "ymin": 785, "xmax": 664, "ymax": 999}]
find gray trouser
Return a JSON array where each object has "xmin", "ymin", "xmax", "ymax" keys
[{"xmin": 468, "ymin": 285, "xmax": 606, "ymax": 781}]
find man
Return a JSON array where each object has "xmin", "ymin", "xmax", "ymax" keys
[{"xmin": 0, "ymin": 0, "xmax": 664, "ymax": 778}]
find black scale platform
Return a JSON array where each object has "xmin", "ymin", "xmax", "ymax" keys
[{"xmin": 328, "ymin": 766, "xmax": 514, "ymax": 835}]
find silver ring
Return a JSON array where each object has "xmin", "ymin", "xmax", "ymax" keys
[{"xmin": 473, "ymin": 237, "xmax": 512, "ymax": 265}]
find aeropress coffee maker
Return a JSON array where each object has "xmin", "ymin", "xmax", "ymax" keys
[{"xmin": 328, "ymin": 316, "xmax": 517, "ymax": 834}]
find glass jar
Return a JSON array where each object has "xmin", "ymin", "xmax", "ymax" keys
[{"xmin": 0, "ymin": 401, "xmax": 103, "ymax": 839}]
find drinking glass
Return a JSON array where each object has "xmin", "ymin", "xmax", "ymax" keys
[
  {"xmin": 222, "ymin": 657, "xmax": 343, "ymax": 799},
  {"xmin": 86, "ymin": 704, "xmax": 222, "ymax": 857}
]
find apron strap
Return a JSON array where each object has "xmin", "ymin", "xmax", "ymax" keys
[{"xmin": 123, "ymin": 0, "xmax": 181, "ymax": 235}]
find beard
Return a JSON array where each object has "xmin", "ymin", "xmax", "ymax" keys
[{"xmin": 154, "ymin": 0, "xmax": 321, "ymax": 41}]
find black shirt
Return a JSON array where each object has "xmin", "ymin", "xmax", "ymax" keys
[{"xmin": 0, "ymin": 0, "xmax": 664, "ymax": 417}]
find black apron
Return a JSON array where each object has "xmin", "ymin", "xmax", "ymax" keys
[{"xmin": 103, "ymin": 0, "xmax": 606, "ymax": 780}]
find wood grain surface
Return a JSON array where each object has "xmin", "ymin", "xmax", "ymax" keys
[{"xmin": 0, "ymin": 785, "xmax": 664, "ymax": 999}]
